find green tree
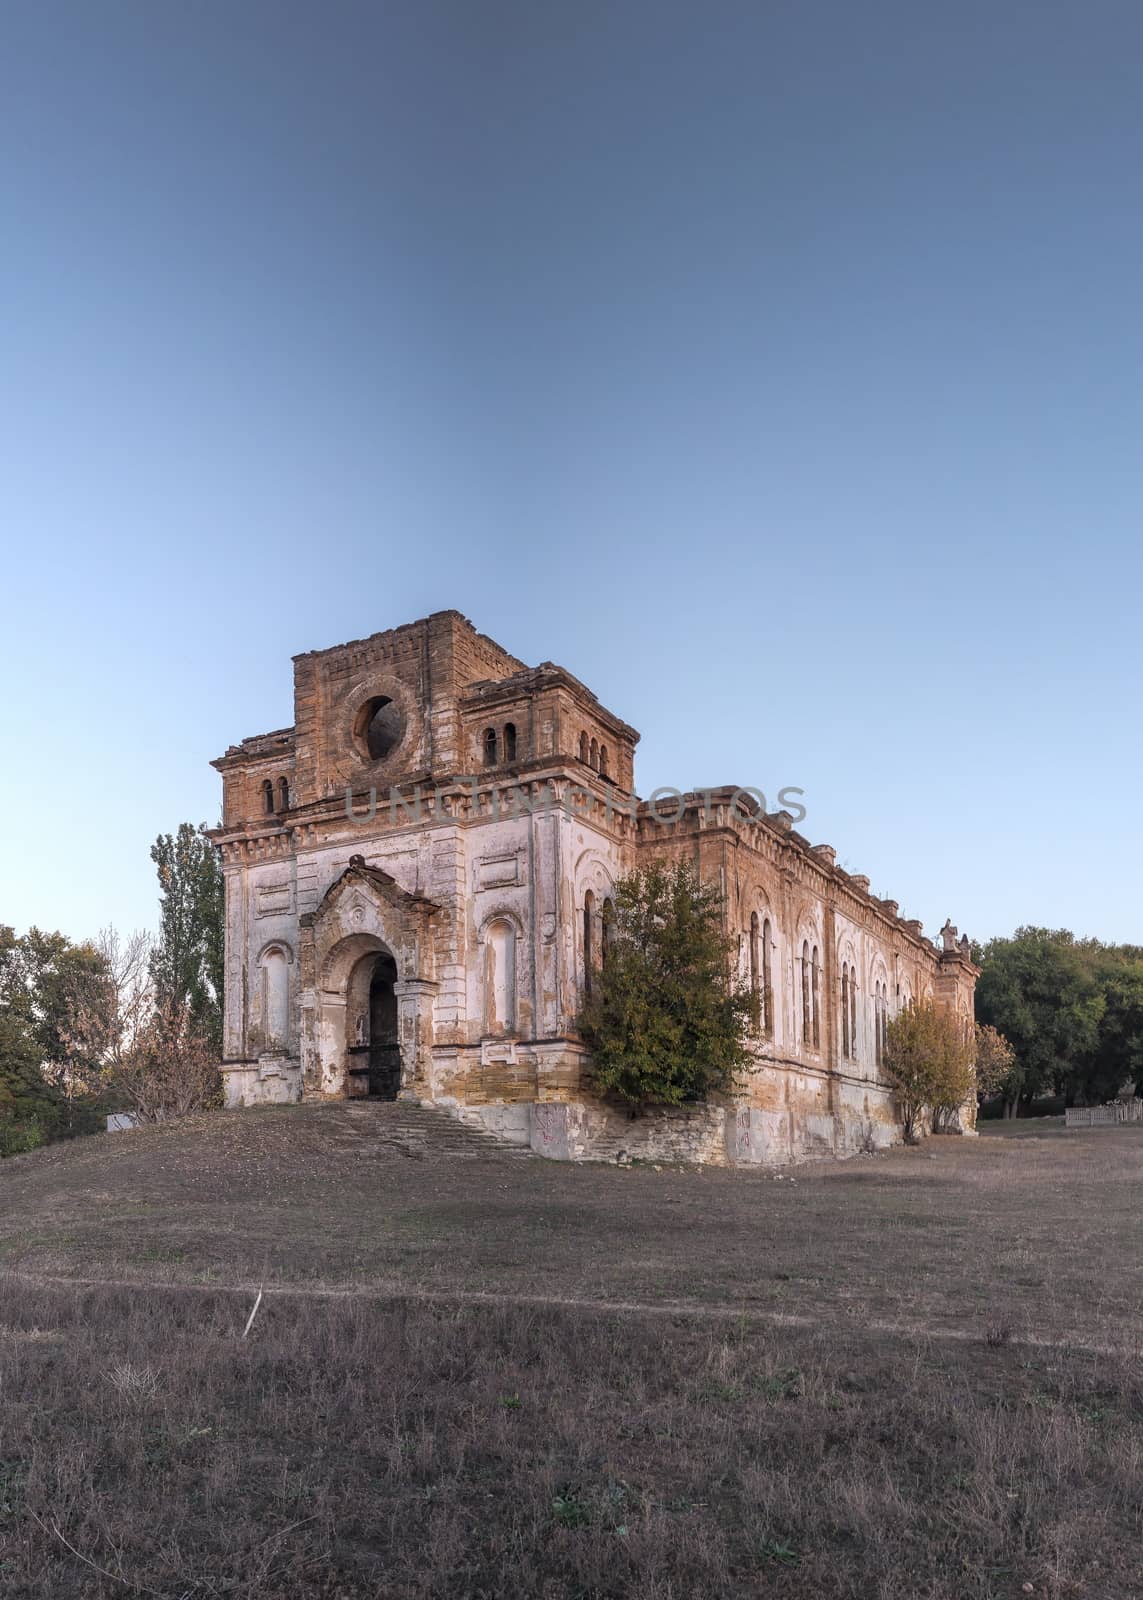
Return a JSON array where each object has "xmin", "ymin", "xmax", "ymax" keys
[
  {"xmin": 14, "ymin": 928, "xmax": 104, "ymax": 1065},
  {"xmin": 0, "ymin": 925, "xmax": 107, "ymax": 1146},
  {"xmin": 577, "ymin": 861, "xmax": 754, "ymax": 1108},
  {"xmin": 149, "ymin": 824, "xmax": 224, "ymax": 1054},
  {"xmin": 974, "ymin": 928, "xmax": 1104, "ymax": 1111},
  {"xmin": 1084, "ymin": 953, "xmax": 1143, "ymax": 1104},
  {"xmin": 0, "ymin": 988, "xmax": 52, "ymax": 1141}
]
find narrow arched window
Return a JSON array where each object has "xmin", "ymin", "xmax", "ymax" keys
[
  {"xmin": 583, "ymin": 891, "xmax": 595, "ymax": 998},
  {"xmin": 602, "ymin": 898, "xmax": 616, "ymax": 964},
  {"xmin": 589, "ymin": 738, "xmax": 598, "ymax": 771},
  {"xmin": 873, "ymin": 983, "xmax": 879, "ymax": 1066},
  {"xmin": 579, "ymin": 732, "xmax": 589, "ymax": 764},
  {"xmin": 850, "ymin": 969, "xmax": 858, "ymax": 1060},
  {"xmin": 876, "ymin": 983, "xmax": 881, "ymax": 1066},
  {"xmin": 598, "ymin": 744, "xmax": 609, "ymax": 778},
  {"xmin": 874, "ymin": 982, "xmax": 886, "ymax": 1068},
  {"xmin": 801, "ymin": 941, "xmax": 811, "ymax": 1042},
  {"xmin": 762, "ymin": 918, "xmax": 773, "ymax": 1037},
  {"xmin": 749, "ymin": 912, "xmax": 760, "ymax": 1011},
  {"xmin": 503, "ymin": 722, "xmax": 517, "ymax": 763},
  {"xmin": 841, "ymin": 965, "xmax": 850, "ymax": 1059},
  {"xmin": 482, "ymin": 727, "xmax": 498, "ymax": 767},
  {"xmin": 277, "ymin": 776, "xmax": 289, "ymax": 812},
  {"xmin": 485, "ymin": 920, "xmax": 516, "ymax": 1034},
  {"xmin": 811, "ymin": 945, "xmax": 821, "ymax": 1048},
  {"xmin": 261, "ymin": 779, "xmax": 274, "ymax": 815}
]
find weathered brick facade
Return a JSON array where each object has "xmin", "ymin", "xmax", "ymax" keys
[{"xmin": 209, "ymin": 611, "xmax": 977, "ymax": 1164}]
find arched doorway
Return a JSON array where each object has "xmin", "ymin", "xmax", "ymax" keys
[
  {"xmin": 345, "ymin": 948, "xmax": 401, "ymax": 1100},
  {"xmin": 303, "ymin": 860, "xmax": 439, "ymax": 1103}
]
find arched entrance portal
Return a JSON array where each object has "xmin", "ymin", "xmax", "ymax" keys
[
  {"xmin": 302, "ymin": 857, "xmax": 439, "ymax": 1103},
  {"xmin": 356, "ymin": 952, "xmax": 400, "ymax": 1099},
  {"xmin": 343, "ymin": 944, "xmax": 402, "ymax": 1100}
]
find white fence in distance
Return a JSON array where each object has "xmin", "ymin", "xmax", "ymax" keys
[{"xmin": 1065, "ymin": 1100, "xmax": 1143, "ymax": 1129}]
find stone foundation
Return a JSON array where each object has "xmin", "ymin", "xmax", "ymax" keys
[
  {"xmin": 219, "ymin": 1062, "xmax": 974, "ymax": 1167},
  {"xmin": 222, "ymin": 1056, "xmax": 303, "ymax": 1108},
  {"xmin": 439, "ymin": 1095, "xmax": 912, "ymax": 1166}
]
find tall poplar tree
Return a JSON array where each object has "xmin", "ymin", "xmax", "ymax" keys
[{"xmin": 149, "ymin": 824, "xmax": 225, "ymax": 1053}]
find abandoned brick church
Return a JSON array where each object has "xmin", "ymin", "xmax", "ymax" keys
[{"xmin": 209, "ymin": 611, "xmax": 978, "ymax": 1164}]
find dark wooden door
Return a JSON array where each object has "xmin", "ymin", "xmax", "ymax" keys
[{"xmin": 367, "ymin": 957, "xmax": 401, "ymax": 1100}]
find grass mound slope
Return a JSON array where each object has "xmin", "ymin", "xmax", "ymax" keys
[{"xmin": 2, "ymin": 1106, "xmax": 1143, "ymax": 1596}]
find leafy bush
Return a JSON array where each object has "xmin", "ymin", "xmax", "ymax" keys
[
  {"xmin": 577, "ymin": 861, "xmax": 754, "ymax": 1108},
  {"xmin": 0, "ymin": 1118, "xmax": 46, "ymax": 1158},
  {"xmin": 883, "ymin": 1001, "xmax": 973, "ymax": 1142},
  {"xmin": 973, "ymin": 1022, "xmax": 1019, "ymax": 1108}
]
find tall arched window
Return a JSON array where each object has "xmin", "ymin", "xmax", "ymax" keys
[
  {"xmin": 873, "ymin": 982, "xmax": 879, "ymax": 1066},
  {"xmin": 503, "ymin": 723, "xmax": 517, "ymax": 763},
  {"xmin": 870, "ymin": 979, "xmax": 883, "ymax": 1068},
  {"xmin": 811, "ymin": 945, "xmax": 821, "ymax": 1048},
  {"xmin": 870, "ymin": 982, "xmax": 875, "ymax": 1065},
  {"xmin": 261, "ymin": 947, "xmax": 289, "ymax": 1048},
  {"xmin": 261, "ymin": 779, "xmax": 274, "ymax": 815},
  {"xmin": 583, "ymin": 891, "xmax": 595, "ymax": 998},
  {"xmin": 801, "ymin": 941, "xmax": 811, "ymax": 1043},
  {"xmin": 484, "ymin": 920, "xmax": 516, "ymax": 1034},
  {"xmin": 749, "ymin": 913, "xmax": 760, "ymax": 1025},
  {"xmin": 841, "ymin": 965, "xmax": 850, "ymax": 1058},
  {"xmin": 762, "ymin": 917, "xmax": 773, "ymax": 1037},
  {"xmin": 874, "ymin": 981, "xmax": 887, "ymax": 1068},
  {"xmin": 589, "ymin": 738, "xmax": 598, "ymax": 771},
  {"xmin": 579, "ymin": 732, "xmax": 589, "ymax": 764},
  {"xmin": 277, "ymin": 776, "xmax": 289, "ymax": 812},
  {"xmin": 602, "ymin": 897, "xmax": 616, "ymax": 964},
  {"xmin": 850, "ymin": 969, "xmax": 858, "ymax": 1060},
  {"xmin": 482, "ymin": 727, "xmax": 498, "ymax": 767},
  {"xmin": 598, "ymin": 744, "xmax": 609, "ymax": 778}
]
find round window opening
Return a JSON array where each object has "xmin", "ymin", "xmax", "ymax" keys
[{"xmin": 355, "ymin": 696, "xmax": 404, "ymax": 762}]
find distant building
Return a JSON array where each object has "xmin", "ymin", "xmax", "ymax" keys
[{"xmin": 208, "ymin": 612, "xmax": 977, "ymax": 1164}]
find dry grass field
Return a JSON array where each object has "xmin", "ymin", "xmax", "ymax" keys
[{"xmin": 2, "ymin": 1106, "xmax": 1142, "ymax": 1599}]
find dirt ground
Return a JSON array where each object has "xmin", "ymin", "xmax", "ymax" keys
[
  {"xmin": 2, "ymin": 1107, "xmax": 1142, "ymax": 1598},
  {"xmin": 4, "ymin": 1105, "xmax": 1142, "ymax": 1349}
]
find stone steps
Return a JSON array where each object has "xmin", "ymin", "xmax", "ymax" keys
[{"xmin": 339, "ymin": 1100, "xmax": 535, "ymax": 1160}]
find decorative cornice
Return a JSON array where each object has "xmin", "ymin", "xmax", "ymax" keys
[
  {"xmin": 461, "ymin": 664, "xmax": 640, "ymax": 744},
  {"xmin": 629, "ymin": 789, "xmax": 941, "ymax": 956}
]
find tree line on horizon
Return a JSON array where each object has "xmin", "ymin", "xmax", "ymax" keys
[
  {"xmin": 0, "ymin": 824, "xmax": 224, "ymax": 1155},
  {"xmin": 972, "ymin": 927, "xmax": 1143, "ymax": 1116}
]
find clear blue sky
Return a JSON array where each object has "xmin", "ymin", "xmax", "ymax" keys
[{"xmin": 2, "ymin": 0, "xmax": 1140, "ymax": 948}]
